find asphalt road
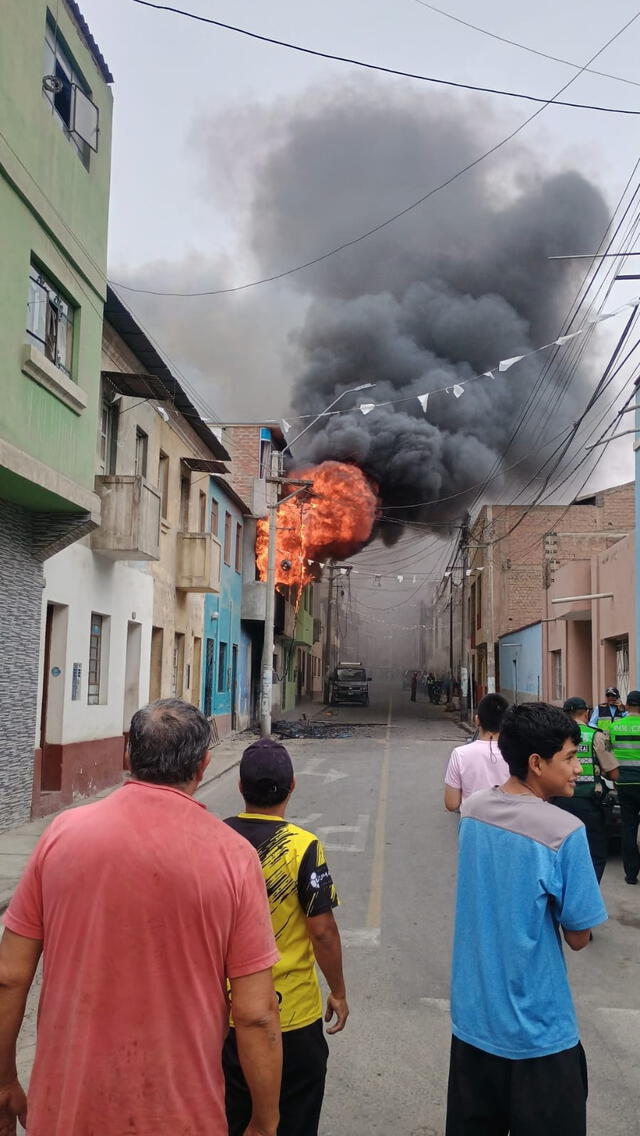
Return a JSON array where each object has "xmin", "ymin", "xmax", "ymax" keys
[
  {"xmin": 204, "ymin": 684, "xmax": 640, "ymax": 1136},
  {"xmin": 13, "ymin": 685, "xmax": 640, "ymax": 1134}
]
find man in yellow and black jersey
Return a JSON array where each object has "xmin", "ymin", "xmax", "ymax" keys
[{"xmin": 223, "ymin": 738, "xmax": 348, "ymax": 1136}]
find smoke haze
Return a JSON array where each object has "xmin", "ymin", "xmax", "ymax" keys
[{"xmin": 116, "ymin": 83, "xmax": 610, "ymax": 526}]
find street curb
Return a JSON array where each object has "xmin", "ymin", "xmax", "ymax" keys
[{"xmin": 458, "ymin": 721, "xmax": 475, "ymax": 736}]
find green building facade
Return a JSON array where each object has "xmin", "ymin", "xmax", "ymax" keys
[{"xmin": 0, "ymin": 0, "xmax": 113, "ymax": 829}]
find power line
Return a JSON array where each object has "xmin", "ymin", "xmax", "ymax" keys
[
  {"xmin": 129, "ymin": 1, "xmax": 640, "ymax": 115},
  {"xmin": 413, "ymin": 0, "xmax": 640, "ymax": 90},
  {"xmin": 113, "ymin": 7, "xmax": 640, "ymax": 299}
]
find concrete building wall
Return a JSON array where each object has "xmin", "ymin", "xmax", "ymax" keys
[
  {"xmin": 36, "ymin": 543, "xmax": 153, "ymax": 813},
  {"xmin": 0, "ymin": 503, "xmax": 44, "ymax": 830},
  {"xmin": 543, "ymin": 535, "xmax": 635, "ymax": 707},
  {"xmin": 1, "ymin": 0, "xmax": 112, "ymax": 498}
]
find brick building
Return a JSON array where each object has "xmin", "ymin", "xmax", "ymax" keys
[{"xmin": 436, "ymin": 483, "xmax": 635, "ymax": 708}]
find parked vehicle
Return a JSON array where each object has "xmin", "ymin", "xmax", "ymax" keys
[{"xmin": 329, "ymin": 662, "xmax": 371, "ymax": 706}]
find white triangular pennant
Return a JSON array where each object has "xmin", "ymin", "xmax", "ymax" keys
[
  {"xmin": 498, "ymin": 355, "xmax": 525, "ymax": 372},
  {"xmin": 554, "ymin": 332, "xmax": 583, "ymax": 346},
  {"xmin": 281, "ymin": 418, "xmax": 291, "ymax": 433},
  {"xmin": 483, "ymin": 371, "xmax": 495, "ymax": 379},
  {"xmin": 359, "ymin": 403, "xmax": 376, "ymax": 415},
  {"xmin": 319, "ymin": 562, "xmax": 326, "ymax": 569},
  {"xmin": 453, "ymin": 384, "xmax": 464, "ymax": 398},
  {"xmin": 397, "ymin": 575, "xmax": 404, "ymax": 583},
  {"xmin": 307, "ymin": 559, "xmax": 314, "ymax": 566},
  {"xmin": 417, "ymin": 393, "xmax": 429, "ymax": 414}
]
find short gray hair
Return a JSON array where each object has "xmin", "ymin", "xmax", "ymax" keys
[{"xmin": 128, "ymin": 699, "xmax": 212, "ymax": 785}]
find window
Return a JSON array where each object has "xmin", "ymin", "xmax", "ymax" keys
[
  {"xmin": 158, "ymin": 452, "xmax": 169, "ymax": 520},
  {"xmin": 43, "ymin": 16, "xmax": 99, "ymax": 159},
  {"xmin": 173, "ymin": 633, "xmax": 185, "ymax": 697},
  {"xmin": 99, "ymin": 395, "xmax": 118, "ymax": 474},
  {"xmin": 218, "ymin": 641, "xmax": 228, "ymax": 692},
  {"xmin": 88, "ymin": 613, "xmax": 105, "ymax": 705},
  {"xmin": 210, "ymin": 498, "xmax": 219, "ymax": 536},
  {"xmin": 551, "ymin": 650, "xmax": 563, "ymax": 702},
  {"xmin": 235, "ymin": 522, "xmax": 242, "ymax": 572},
  {"xmin": 179, "ymin": 475, "xmax": 190, "ymax": 532},
  {"xmin": 476, "ymin": 574, "xmax": 482, "ymax": 630},
  {"xmin": 259, "ymin": 438, "xmax": 272, "ymax": 479},
  {"xmin": 135, "ymin": 428, "xmax": 148, "ymax": 479},
  {"xmin": 26, "ymin": 263, "xmax": 74, "ymax": 376},
  {"xmin": 199, "ymin": 492, "xmax": 207, "ymax": 533},
  {"xmin": 616, "ymin": 637, "xmax": 630, "ymax": 702},
  {"xmin": 224, "ymin": 512, "xmax": 232, "ymax": 565}
]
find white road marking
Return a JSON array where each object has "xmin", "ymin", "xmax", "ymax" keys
[
  {"xmin": 296, "ymin": 757, "xmax": 348, "ymax": 785},
  {"xmin": 288, "ymin": 812, "xmax": 323, "ymax": 829},
  {"xmin": 317, "ymin": 813, "xmax": 370, "ymax": 852},
  {"xmin": 341, "ymin": 927, "xmax": 381, "ymax": 947}
]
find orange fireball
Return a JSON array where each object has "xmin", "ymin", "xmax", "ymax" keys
[{"xmin": 256, "ymin": 461, "xmax": 379, "ymax": 594}]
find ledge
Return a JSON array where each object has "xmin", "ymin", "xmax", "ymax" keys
[{"xmin": 22, "ymin": 345, "xmax": 88, "ymax": 415}]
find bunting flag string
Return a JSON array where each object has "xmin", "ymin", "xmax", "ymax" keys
[{"xmin": 287, "ymin": 296, "xmax": 640, "ymax": 423}]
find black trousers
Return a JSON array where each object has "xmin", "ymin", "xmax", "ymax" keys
[
  {"xmin": 552, "ymin": 796, "xmax": 608, "ymax": 882},
  {"xmin": 618, "ymin": 783, "xmax": 640, "ymax": 882},
  {"xmin": 223, "ymin": 1019, "xmax": 329, "ymax": 1136},
  {"xmin": 446, "ymin": 1036, "xmax": 588, "ymax": 1136}
]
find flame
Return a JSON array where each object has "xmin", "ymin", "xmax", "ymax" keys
[{"xmin": 256, "ymin": 461, "xmax": 379, "ymax": 594}]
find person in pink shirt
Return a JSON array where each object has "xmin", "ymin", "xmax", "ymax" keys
[
  {"xmin": 0, "ymin": 699, "xmax": 282, "ymax": 1136},
  {"xmin": 444, "ymin": 693, "xmax": 510, "ymax": 811}
]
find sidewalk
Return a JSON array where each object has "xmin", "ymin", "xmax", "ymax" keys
[{"xmin": 0, "ymin": 699, "xmax": 326, "ymax": 914}]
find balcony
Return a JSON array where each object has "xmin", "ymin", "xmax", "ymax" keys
[
  {"xmin": 91, "ymin": 475, "xmax": 160, "ymax": 561},
  {"xmin": 176, "ymin": 532, "xmax": 221, "ymax": 593}
]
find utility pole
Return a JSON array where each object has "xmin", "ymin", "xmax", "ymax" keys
[
  {"xmin": 460, "ymin": 512, "xmax": 471, "ymax": 721},
  {"xmin": 449, "ymin": 573, "xmax": 454, "ymax": 682},
  {"xmin": 259, "ymin": 454, "xmax": 312, "ymax": 737},
  {"xmin": 486, "ymin": 504, "xmax": 496, "ymax": 694},
  {"xmin": 323, "ymin": 566, "xmax": 335, "ymax": 703}
]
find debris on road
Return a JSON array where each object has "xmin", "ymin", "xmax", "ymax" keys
[{"xmin": 271, "ymin": 720, "xmax": 354, "ymax": 740}]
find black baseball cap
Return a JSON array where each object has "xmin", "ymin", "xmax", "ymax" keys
[
  {"xmin": 626, "ymin": 690, "xmax": 640, "ymax": 706},
  {"xmin": 240, "ymin": 738, "xmax": 294, "ymax": 797},
  {"xmin": 563, "ymin": 697, "xmax": 588, "ymax": 713},
  {"xmin": 605, "ymin": 687, "xmax": 620, "ymax": 698}
]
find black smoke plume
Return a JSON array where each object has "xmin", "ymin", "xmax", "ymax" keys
[{"xmin": 247, "ymin": 85, "xmax": 609, "ymax": 538}]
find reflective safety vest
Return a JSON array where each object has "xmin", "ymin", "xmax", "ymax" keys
[
  {"xmin": 574, "ymin": 725, "xmax": 601, "ymax": 799},
  {"xmin": 609, "ymin": 715, "xmax": 640, "ymax": 786},
  {"xmin": 596, "ymin": 705, "xmax": 624, "ymax": 736}
]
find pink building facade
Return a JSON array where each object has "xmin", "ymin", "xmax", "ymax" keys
[{"xmin": 543, "ymin": 534, "xmax": 635, "ymax": 707}]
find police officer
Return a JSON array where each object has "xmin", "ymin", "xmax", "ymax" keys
[
  {"xmin": 609, "ymin": 690, "xmax": 640, "ymax": 884},
  {"xmin": 589, "ymin": 686, "xmax": 626, "ymax": 729},
  {"xmin": 553, "ymin": 696, "xmax": 619, "ymax": 883}
]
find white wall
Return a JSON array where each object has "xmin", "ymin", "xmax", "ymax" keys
[{"xmin": 39, "ymin": 542, "xmax": 153, "ymax": 744}]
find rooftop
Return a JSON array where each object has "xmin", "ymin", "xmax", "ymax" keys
[{"xmin": 66, "ymin": 0, "xmax": 114, "ymax": 84}]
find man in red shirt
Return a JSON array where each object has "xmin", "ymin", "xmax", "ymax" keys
[{"xmin": 0, "ymin": 699, "xmax": 281, "ymax": 1136}]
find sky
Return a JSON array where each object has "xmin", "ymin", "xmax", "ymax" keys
[{"xmin": 79, "ymin": 0, "xmax": 640, "ymax": 523}]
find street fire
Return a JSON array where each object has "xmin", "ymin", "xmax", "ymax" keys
[{"xmin": 256, "ymin": 461, "xmax": 379, "ymax": 594}]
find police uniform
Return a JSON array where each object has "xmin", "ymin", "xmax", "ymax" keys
[
  {"xmin": 553, "ymin": 705, "xmax": 618, "ymax": 883},
  {"xmin": 609, "ymin": 698, "xmax": 640, "ymax": 884}
]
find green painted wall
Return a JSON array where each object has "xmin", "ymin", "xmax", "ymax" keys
[{"xmin": 0, "ymin": 0, "xmax": 113, "ymax": 504}]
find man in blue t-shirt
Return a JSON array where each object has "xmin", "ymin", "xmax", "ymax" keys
[{"xmin": 447, "ymin": 702, "xmax": 607, "ymax": 1136}]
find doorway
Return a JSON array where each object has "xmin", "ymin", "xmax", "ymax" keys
[
  {"xmin": 192, "ymin": 636, "xmax": 203, "ymax": 709},
  {"xmin": 39, "ymin": 603, "xmax": 68, "ymax": 791},
  {"xmin": 204, "ymin": 637, "xmax": 215, "ymax": 717},
  {"xmin": 123, "ymin": 622, "xmax": 142, "ymax": 732},
  {"xmin": 231, "ymin": 644, "xmax": 239, "ymax": 730}
]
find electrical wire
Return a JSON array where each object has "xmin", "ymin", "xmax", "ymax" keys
[
  {"xmin": 113, "ymin": 8, "xmax": 640, "ymax": 299},
  {"xmin": 128, "ymin": 0, "xmax": 640, "ymax": 115},
  {"xmin": 413, "ymin": 0, "xmax": 640, "ymax": 90}
]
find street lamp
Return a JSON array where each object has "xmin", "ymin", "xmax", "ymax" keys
[{"xmin": 281, "ymin": 382, "xmax": 375, "ymax": 457}]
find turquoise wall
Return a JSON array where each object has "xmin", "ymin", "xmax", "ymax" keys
[{"xmin": 202, "ymin": 481, "xmax": 245, "ymax": 722}]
